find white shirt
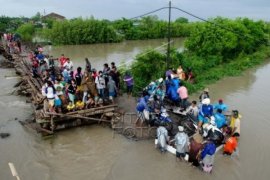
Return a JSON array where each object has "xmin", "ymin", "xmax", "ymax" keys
[
  {"xmin": 95, "ymin": 76, "xmax": 105, "ymax": 89},
  {"xmin": 46, "ymin": 87, "xmax": 55, "ymax": 99},
  {"xmin": 63, "ymin": 61, "xmax": 73, "ymax": 71},
  {"xmin": 54, "ymin": 83, "xmax": 64, "ymax": 96},
  {"xmin": 44, "ymin": 57, "xmax": 49, "ymax": 66},
  {"xmin": 234, "ymin": 118, "xmax": 240, "ymax": 134},
  {"xmin": 187, "ymin": 105, "xmax": 199, "ymax": 118}
]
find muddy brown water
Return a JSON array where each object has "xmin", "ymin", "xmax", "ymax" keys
[
  {"xmin": 1, "ymin": 39, "xmax": 270, "ymax": 179},
  {"xmin": 43, "ymin": 38, "xmax": 184, "ymax": 71}
]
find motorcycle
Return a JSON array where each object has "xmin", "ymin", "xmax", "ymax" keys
[
  {"xmin": 149, "ymin": 107, "xmax": 173, "ymax": 132},
  {"xmin": 201, "ymin": 120, "xmax": 224, "ymax": 146}
]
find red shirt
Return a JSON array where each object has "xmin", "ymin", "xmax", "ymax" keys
[
  {"xmin": 59, "ymin": 56, "xmax": 67, "ymax": 67},
  {"xmin": 32, "ymin": 60, "xmax": 39, "ymax": 68},
  {"xmin": 224, "ymin": 137, "xmax": 238, "ymax": 154},
  {"xmin": 92, "ymin": 72, "xmax": 98, "ymax": 80}
]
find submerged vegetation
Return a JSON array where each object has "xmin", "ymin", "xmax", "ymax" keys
[{"xmin": 129, "ymin": 17, "xmax": 270, "ymax": 94}]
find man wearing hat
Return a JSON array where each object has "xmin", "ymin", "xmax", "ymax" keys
[
  {"xmin": 199, "ymin": 88, "xmax": 210, "ymax": 103},
  {"xmin": 173, "ymin": 126, "xmax": 190, "ymax": 160}
]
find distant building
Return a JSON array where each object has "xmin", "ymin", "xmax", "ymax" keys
[{"xmin": 43, "ymin": 12, "xmax": 66, "ymax": 21}]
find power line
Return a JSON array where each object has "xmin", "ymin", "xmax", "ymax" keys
[
  {"xmin": 128, "ymin": 5, "xmax": 267, "ymax": 45},
  {"xmin": 171, "ymin": 6, "xmax": 267, "ymax": 45}
]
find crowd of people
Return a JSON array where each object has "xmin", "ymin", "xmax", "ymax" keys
[
  {"xmin": 2, "ymin": 34, "xmax": 240, "ymax": 173},
  {"xmin": 2, "ymin": 33, "xmax": 22, "ymax": 54},
  {"xmin": 136, "ymin": 66, "xmax": 241, "ymax": 173},
  {"xmin": 28, "ymin": 45, "xmax": 134, "ymax": 113}
]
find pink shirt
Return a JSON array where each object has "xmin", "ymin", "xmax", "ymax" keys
[{"xmin": 177, "ymin": 86, "xmax": 188, "ymax": 99}]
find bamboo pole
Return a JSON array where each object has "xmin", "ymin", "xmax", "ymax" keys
[{"xmin": 45, "ymin": 112, "xmax": 112, "ymax": 123}]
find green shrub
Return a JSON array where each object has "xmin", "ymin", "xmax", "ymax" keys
[{"xmin": 16, "ymin": 23, "xmax": 35, "ymax": 42}]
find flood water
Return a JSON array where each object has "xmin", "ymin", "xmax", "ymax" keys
[
  {"xmin": 1, "ymin": 39, "xmax": 270, "ymax": 180},
  {"xmin": 43, "ymin": 38, "xmax": 184, "ymax": 71}
]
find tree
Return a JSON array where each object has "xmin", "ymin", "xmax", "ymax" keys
[
  {"xmin": 16, "ymin": 23, "xmax": 35, "ymax": 42},
  {"xmin": 175, "ymin": 17, "xmax": 188, "ymax": 24},
  {"xmin": 31, "ymin": 12, "xmax": 42, "ymax": 22}
]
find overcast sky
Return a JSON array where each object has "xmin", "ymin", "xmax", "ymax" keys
[{"xmin": 0, "ymin": 0, "xmax": 269, "ymax": 21}]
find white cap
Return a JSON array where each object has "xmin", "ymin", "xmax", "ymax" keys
[
  {"xmin": 178, "ymin": 126, "xmax": 184, "ymax": 132},
  {"xmin": 202, "ymin": 98, "xmax": 210, "ymax": 105}
]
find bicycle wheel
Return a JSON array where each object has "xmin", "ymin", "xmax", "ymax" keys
[{"xmin": 123, "ymin": 127, "xmax": 136, "ymax": 138}]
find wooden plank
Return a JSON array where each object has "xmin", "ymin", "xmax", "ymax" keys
[
  {"xmin": 66, "ymin": 104, "xmax": 118, "ymax": 115},
  {"xmin": 45, "ymin": 112, "xmax": 112, "ymax": 123}
]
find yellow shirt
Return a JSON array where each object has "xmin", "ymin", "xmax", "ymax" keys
[
  {"xmin": 76, "ymin": 101, "xmax": 85, "ymax": 109},
  {"xmin": 230, "ymin": 115, "xmax": 241, "ymax": 134}
]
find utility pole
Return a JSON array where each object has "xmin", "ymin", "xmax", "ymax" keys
[{"xmin": 166, "ymin": 1, "xmax": 172, "ymax": 69}]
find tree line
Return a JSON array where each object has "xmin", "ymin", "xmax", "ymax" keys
[
  {"xmin": 40, "ymin": 15, "xmax": 191, "ymax": 45},
  {"xmin": 128, "ymin": 17, "xmax": 270, "ymax": 94},
  {"xmin": 1, "ymin": 14, "xmax": 191, "ymax": 44}
]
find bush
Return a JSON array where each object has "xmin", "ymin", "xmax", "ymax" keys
[{"xmin": 16, "ymin": 23, "xmax": 35, "ymax": 42}]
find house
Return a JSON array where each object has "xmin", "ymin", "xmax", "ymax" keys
[{"xmin": 43, "ymin": 13, "xmax": 66, "ymax": 21}]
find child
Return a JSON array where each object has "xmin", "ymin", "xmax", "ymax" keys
[
  {"xmin": 54, "ymin": 95, "xmax": 62, "ymax": 113},
  {"xmin": 75, "ymin": 100, "xmax": 85, "ymax": 110},
  {"xmin": 67, "ymin": 101, "xmax": 75, "ymax": 112}
]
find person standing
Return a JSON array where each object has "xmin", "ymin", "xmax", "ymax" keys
[
  {"xmin": 223, "ymin": 133, "xmax": 239, "ymax": 155},
  {"xmin": 186, "ymin": 100, "xmax": 199, "ymax": 120},
  {"xmin": 156, "ymin": 125, "xmax": 169, "ymax": 152},
  {"xmin": 81, "ymin": 71, "xmax": 91, "ymax": 103},
  {"xmin": 199, "ymin": 140, "xmax": 216, "ymax": 173},
  {"xmin": 107, "ymin": 76, "xmax": 117, "ymax": 103},
  {"xmin": 177, "ymin": 84, "xmax": 189, "ymax": 110},
  {"xmin": 103, "ymin": 63, "xmax": 110, "ymax": 85},
  {"xmin": 188, "ymin": 133, "xmax": 203, "ymax": 167},
  {"xmin": 63, "ymin": 58, "xmax": 73, "ymax": 72},
  {"xmin": 54, "ymin": 79, "xmax": 65, "ymax": 103},
  {"xmin": 173, "ymin": 126, "xmax": 190, "ymax": 161},
  {"xmin": 95, "ymin": 71, "xmax": 106, "ymax": 101},
  {"xmin": 85, "ymin": 58, "xmax": 91, "ymax": 73},
  {"xmin": 45, "ymin": 81, "xmax": 56, "ymax": 112},
  {"xmin": 199, "ymin": 88, "xmax": 210, "ymax": 103},
  {"xmin": 67, "ymin": 79, "xmax": 77, "ymax": 105},
  {"xmin": 59, "ymin": 54, "xmax": 67, "ymax": 70},
  {"xmin": 74, "ymin": 67, "xmax": 83, "ymax": 91},
  {"xmin": 123, "ymin": 72, "xmax": 134, "ymax": 98},
  {"xmin": 230, "ymin": 110, "xmax": 241, "ymax": 137}
]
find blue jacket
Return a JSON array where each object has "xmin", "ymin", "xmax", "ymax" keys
[
  {"xmin": 213, "ymin": 103, "xmax": 228, "ymax": 112},
  {"xmin": 136, "ymin": 96, "xmax": 149, "ymax": 112},
  {"xmin": 214, "ymin": 113, "xmax": 226, "ymax": 129},
  {"xmin": 166, "ymin": 78, "xmax": 180, "ymax": 102},
  {"xmin": 201, "ymin": 142, "xmax": 216, "ymax": 159},
  {"xmin": 199, "ymin": 104, "xmax": 213, "ymax": 117}
]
